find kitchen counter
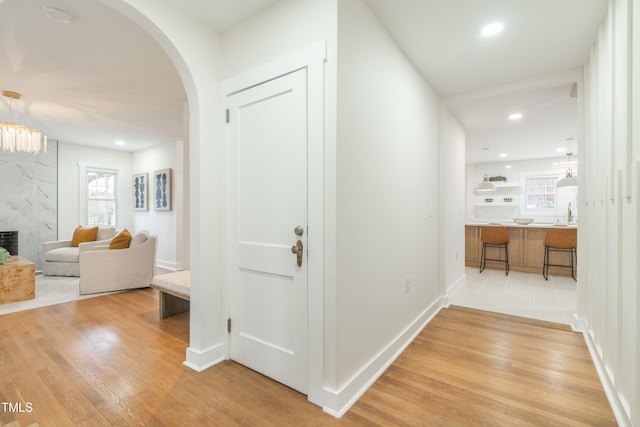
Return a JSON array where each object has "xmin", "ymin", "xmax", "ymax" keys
[
  {"xmin": 465, "ymin": 221, "xmax": 577, "ymax": 229},
  {"xmin": 465, "ymin": 223, "xmax": 577, "ymax": 277}
]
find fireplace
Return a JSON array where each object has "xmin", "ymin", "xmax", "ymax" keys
[{"xmin": 0, "ymin": 231, "xmax": 18, "ymax": 256}]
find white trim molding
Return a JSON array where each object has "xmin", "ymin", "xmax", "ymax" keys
[
  {"xmin": 321, "ymin": 298, "xmax": 444, "ymax": 418},
  {"xmin": 220, "ymin": 41, "xmax": 328, "ymax": 405},
  {"xmin": 583, "ymin": 330, "xmax": 633, "ymax": 427},
  {"xmin": 184, "ymin": 343, "xmax": 226, "ymax": 372}
]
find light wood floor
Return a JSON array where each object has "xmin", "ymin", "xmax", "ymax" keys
[{"xmin": 0, "ymin": 289, "xmax": 616, "ymax": 426}]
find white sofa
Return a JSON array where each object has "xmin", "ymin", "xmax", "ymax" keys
[
  {"xmin": 79, "ymin": 231, "xmax": 157, "ymax": 295},
  {"xmin": 42, "ymin": 227, "xmax": 118, "ymax": 276}
]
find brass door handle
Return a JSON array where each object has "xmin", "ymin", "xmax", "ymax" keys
[{"xmin": 291, "ymin": 240, "xmax": 303, "ymax": 267}]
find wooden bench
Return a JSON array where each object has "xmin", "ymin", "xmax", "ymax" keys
[{"xmin": 150, "ymin": 271, "xmax": 190, "ymax": 318}]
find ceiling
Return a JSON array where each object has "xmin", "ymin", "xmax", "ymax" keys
[
  {"xmin": 364, "ymin": 0, "xmax": 607, "ymax": 164},
  {"xmin": 0, "ymin": 0, "xmax": 607, "ymax": 162}
]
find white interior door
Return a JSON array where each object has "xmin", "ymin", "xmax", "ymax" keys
[{"xmin": 226, "ymin": 69, "xmax": 308, "ymax": 394}]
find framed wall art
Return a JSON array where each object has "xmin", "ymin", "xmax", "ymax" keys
[
  {"xmin": 153, "ymin": 168, "xmax": 172, "ymax": 211},
  {"xmin": 133, "ymin": 173, "xmax": 148, "ymax": 211}
]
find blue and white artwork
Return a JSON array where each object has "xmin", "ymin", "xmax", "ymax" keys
[
  {"xmin": 133, "ymin": 173, "xmax": 148, "ymax": 211},
  {"xmin": 153, "ymin": 168, "xmax": 172, "ymax": 211}
]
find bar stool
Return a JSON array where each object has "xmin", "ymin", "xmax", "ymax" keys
[
  {"xmin": 543, "ymin": 228, "xmax": 577, "ymax": 280},
  {"xmin": 480, "ymin": 226, "xmax": 509, "ymax": 276}
]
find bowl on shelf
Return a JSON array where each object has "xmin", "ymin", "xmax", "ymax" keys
[{"xmin": 513, "ymin": 217, "xmax": 534, "ymax": 225}]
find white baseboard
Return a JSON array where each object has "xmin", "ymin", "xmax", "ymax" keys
[
  {"xmin": 444, "ymin": 272, "xmax": 467, "ymax": 307},
  {"xmin": 184, "ymin": 343, "xmax": 225, "ymax": 372},
  {"xmin": 571, "ymin": 312, "xmax": 587, "ymax": 332},
  {"xmin": 582, "ymin": 330, "xmax": 632, "ymax": 427},
  {"xmin": 156, "ymin": 259, "xmax": 184, "ymax": 271},
  {"xmin": 321, "ymin": 297, "xmax": 444, "ymax": 418}
]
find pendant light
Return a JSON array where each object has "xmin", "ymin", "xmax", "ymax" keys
[
  {"xmin": 475, "ymin": 148, "xmax": 497, "ymax": 192},
  {"xmin": 557, "ymin": 138, "xmax": 577, "ymax": 188}
]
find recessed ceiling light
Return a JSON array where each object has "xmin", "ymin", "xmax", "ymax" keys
[
  {"xmin": 115, "ymin": 140, "xmax": 126, "ymax": 146},
  {"xmin": 508, "ymin": 113, "xmax": 523, "ymax": 120},
  {"xmin": 505, "ymin": 165, "xmax": 512, "ymax": 169},
  {"xmin": 556, "ymin": 147, "xmax": 566, "ymax": 152},
  {"xmin": 499, "ymin": 153, "xmax": 507, "ymax": 158},
  {"xmin": 42, "ymin": 5, "xmax": 72, "ymax": 24},
  {"xmin": 481, "ymin": 22, "xmax": 504, "ymax": 37}
]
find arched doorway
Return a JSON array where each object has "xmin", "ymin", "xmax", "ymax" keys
[{"xmin": 99, "ymin": 0, "xmax": 226, "ymax": 372}]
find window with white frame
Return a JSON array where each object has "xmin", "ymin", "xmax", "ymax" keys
[
  {"xmin": 524, "ymin": 176, "xmax": 557, "ymax": 211},
  {"xmin": 83, "ymin": 167, "xmax": 118, "ymax": 226}
]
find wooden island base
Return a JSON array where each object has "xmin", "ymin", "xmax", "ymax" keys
[{"xmin": 466, "ymin": 225, "xmax": 576, "ymax": 278}]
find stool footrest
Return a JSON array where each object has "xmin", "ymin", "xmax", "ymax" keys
[
  {"xmin": 543, "ymin": 246, "xmax": 576, "ymax": 281},
  {"xmin": 480, "ymin": 242, "xmax": 509, "ymax": 276}
]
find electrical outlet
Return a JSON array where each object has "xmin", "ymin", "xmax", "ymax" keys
[{"xmin": 405, "ymin": 277, "xmax": 411, "ymax": 293}]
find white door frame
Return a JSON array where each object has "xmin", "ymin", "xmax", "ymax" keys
[{"xmin": 220, "ymin": 41, "xmax": 326, "ymax": 404}]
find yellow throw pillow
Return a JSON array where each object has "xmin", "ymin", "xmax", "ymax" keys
[
  {"xmin": 70, "ymin": 226, "xmax": 99, "ymax": 247},
  {"xmin": 109, "ymin": 229, "xmax": 132, "ymax": 250}
]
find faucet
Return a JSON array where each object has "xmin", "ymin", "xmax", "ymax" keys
[{"xmin": 567, "ymin": 202, "xmax": 573, "ymax": 223}]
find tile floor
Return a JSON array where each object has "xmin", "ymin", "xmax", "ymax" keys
[{"xmin": 449, "ymin": 267, "xmax": 578, "ymax": 325}]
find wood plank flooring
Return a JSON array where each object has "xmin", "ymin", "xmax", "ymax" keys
[{"xmin": 0, "ymin": 290, "xmax": 616, "ymax": 426}]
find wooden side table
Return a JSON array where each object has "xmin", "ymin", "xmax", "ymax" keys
[{"xmin": 0, "ymin": 256, "xmax": 36, "ymax": 304}]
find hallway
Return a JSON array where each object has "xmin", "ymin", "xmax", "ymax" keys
[{"xmin": 450, "ymin": 267, "xmax": 577, "ymax": 325}]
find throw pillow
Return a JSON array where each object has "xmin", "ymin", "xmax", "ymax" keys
[
  {"xmin": 109, "ymin": 229, "xmax": 132, "ymax": 250},
  {"xmin": 70, "ymin": 226, "xmax": 99, "ymax": 247}
]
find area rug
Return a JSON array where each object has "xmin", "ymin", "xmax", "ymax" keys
[{"xmin": 0, "ymin": 275, "xmax": 113, "ymax": 316}]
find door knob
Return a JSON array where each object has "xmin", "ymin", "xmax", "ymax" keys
[
  {"xmin": 291, "ymin": 240, "xmax": 303, "ymax": 267},
  {"xmin": 294, "ymin": 226, "xmax": 304, "ymax": 236}
]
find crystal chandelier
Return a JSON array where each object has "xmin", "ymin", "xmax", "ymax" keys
[{"xmin": 0, "ymin": 91, "xmax": 48, "ymax": 154}]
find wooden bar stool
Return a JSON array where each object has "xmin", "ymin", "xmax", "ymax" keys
[
  {"xmin": 480, "ymin": 226, "xmax": 509, "ymax": 276},
  {"xmin": 543, "ymin": 228, "xmax": 577, "ymax": 280}
]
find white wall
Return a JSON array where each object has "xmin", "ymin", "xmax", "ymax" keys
[
  {"xmin": 221, "ymin": 0, "xmax": 337, "ymax": 80},
  {"xmin": 222, "ymin": 0, "xmax": 446, "ymax": 415},
  {"xmin": 58, "ymin": 141, "xmax": 183, "ymax": 270},
  {"xmin": 440, "ymin": 109, "xmax": 466, "ymax": 294},
  {"xmin": 580, "ymin": 0, "xmax": 638, "ymax": 425},
  {"xmin": 132, "ymin": 141, "xmax": 183, "ymax": 270},
  {"xmin": 57, "ymin": 142, "xmax": 132, "ymax": 237},
  {"xmin": 467, "ymin": 157, "xmax": 578, "ymax": 224},
  {"xmin": 335, "ymin": 0, "xmax": 442, "ymax": 408}
]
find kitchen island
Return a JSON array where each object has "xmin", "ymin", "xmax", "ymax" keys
[{"xmin": 465, "ymin": 223, "xmax": 577, "ymax": 277}]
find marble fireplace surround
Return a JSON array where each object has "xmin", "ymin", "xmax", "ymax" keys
[{"xmin": 0, "ymin": 142, "xmax": 58, "ymax": 271}]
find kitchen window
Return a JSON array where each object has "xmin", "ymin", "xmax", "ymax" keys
[{"xmin": 524, "ymin": 176, "xmax": 557, "ymax": 211}]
